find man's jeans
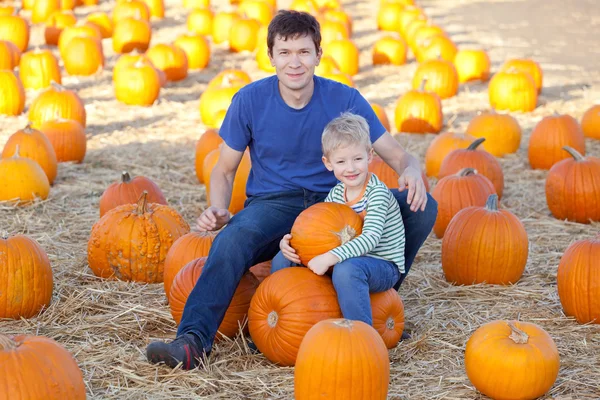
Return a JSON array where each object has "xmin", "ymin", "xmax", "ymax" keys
[
  {"xmin": 176, "ymin": 189, "xmax": 438, "ymax": 351},
  {"xmin": 271, "ymin": 253, "xmax": 400, "ymax": 325}
]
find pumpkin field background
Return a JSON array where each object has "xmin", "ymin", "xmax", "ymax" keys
[{"xmin": 1, "ymin": 0, "xmax": 600, "ymax": 398}]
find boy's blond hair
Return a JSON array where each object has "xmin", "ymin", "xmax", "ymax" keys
[{"xmin": 322, "ymin": 112, "xmax": 372, "ymax": 157}]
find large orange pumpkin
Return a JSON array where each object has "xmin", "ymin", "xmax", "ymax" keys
[
  {"xmin": 99, "ymin": 171, "xmax": 167, "ymax": 217},
  {"xmin": 438, "ymin": 138, "xmax": 504, "ymax": 198},
  {"xmin": 0, "ymin": 233, "xmax": 53, "ymax": 319},
  {"xmin": 114, "ymin": 59, "xmax": 161, "ymax": 105},
  {"xmin": 0, "ymin": 334, "xmax": 86, "ymax": 399},
  {"xmin": 528, "ymin": 114, "xmax": 585, "ymax": 170},
  {"xmin": 0, "ymin": 146, "xmax": 50, "ymax": 203},
  {"xmin": 194, "ymin": 129, "xmax": 223, "ymax": 183},
  {"xmin": 169, "ymin": 257, "xmax": 260, "ymax": 338},
  {"xmin": 290, "ymin": 202, "xmax": 364, "ymax": 266},
  {"xmin": 370, "ymin": 289, "xmax": 405, "ymax": 349},
  {"xmin": 199, "ymin": 72, "xmax": 249, "ymax": 128},
  {"xmin": 557, "ymin": 235, "xmax": 600, "ymax": 324},
  {"xmin": 465, "ymin": 112, "xmax": 521, "ymax": 157},
  {"xmin": 0, "ymin": 70, "xmax": 25, "ymax": 116},
  {"xmin": 432, "ymin": 168, "xmax": 496, "ymax": 238},
  {"xmin": 489, "ymin": 70, "xmax": 537, "ymax": 112},
  {"xmin": 248, "ymin": 267, "xmax": 343, "ymax": 366},
  {"xmin": 545, "ymin": 147, "xmax": 600, "ymax": 223},
  {"xmin": 294, "ymin": 319, "xmax": 390, "ymax": 400},
  {"xmin": 1, "ymin": 124, "xmax": 58, "ymax": 185},
  {"xmin": 465, "ymin": 320, "xmax": 559, "ymax": 400},
  {"xmin": 203, "ymin": 147, "xmax": 251, "ymax": 214},
  {"xmin": 88, "ymin": 192, "xmax": 190, "ymax": 283},
  {"xmin": 442, "ymin": 194, "xmax": 528, "ymax": 285},
  {"xmin": 424, "ymin": 131, "xmax": 475, "ymax": 178},
  {"xmin": 581, "ymin": 104, "xmax": 600, "ymax": 140},
  {"xmin": 29, "ymin": 82, "xmax": 87, "ymax": 129},
  {"xmin": 163, "ymin": 231, "xmax": 216, "ymax": 298},
  {"xmin": 394, "ymin": 81, "xmax": 443, "ymax": 134}
]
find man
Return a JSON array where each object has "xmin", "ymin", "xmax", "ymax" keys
[{"xmin": 147, "ymin": 10, "xmax": 437, "ymax": 370}]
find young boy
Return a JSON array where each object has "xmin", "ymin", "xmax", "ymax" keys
[{"xmin": 272, "ymin": 112, "xmax": 406, "ymax": 326}]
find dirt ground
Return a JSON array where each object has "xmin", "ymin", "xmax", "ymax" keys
[{"xmin": 1, "ymin": 0, "xmax": 600, "ymax": 398}]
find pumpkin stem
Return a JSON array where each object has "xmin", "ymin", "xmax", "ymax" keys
[
  {"xmin": 562, "ymin": 146, "xmax": 585, "ymax": 162},
  {"xmin": 23, "ymin": 123, "xmax": 35, "ymax": 134},
  {"xmin": 11, "ymin": 144, "xmax": 21, "ymax": 158},
  {"xmin": 467, "ymin": 138, "xmax": 486, "ymax": 151},
  {"xmin": 50, "ymin": 81, "xmax": 64, "ymax": 91},
  {"xmin": 333, "ymin": 319, "xmax": 354, "ymax": 328},
  {"xmin": 136, "ymin": 191, "xmax": 148, "ymax": 214},
  {"xmin": 267, "ymin": 311, "xmax": 278, "ymax": 328},
  {"xmin": 0, "ymin": 230, "xmax": 9, "ymax": 239},
  {"xmin": 419, "ymin": 78, "xmax": 427, "ymax": 91},
  {"xmin": 133, "ymin": 58, "xmax": 145, "ymax": 68},
  {"xmin": 121, "ymin": 171, "xmax": 131, "ymax": 183},
  {"xmin": 458, "ymin": 167, "xmax": 477, "ymax": 177},
  {"xmin": 0, "ymin": 335, "xmax": 18, "ymax": 350},
  {"xmin": 386, "ymin": 317, "xmax": 395, "ymax": 330},
  {"xmin": 333, "ymin": 225, "xmax": 357, "ymax": 245},
  {"xmin": 507, "ymin": 321, "xmax": 529, "ymax": 344},
  {"xmin": 484, "ymin": 194, "xmax": 499, "ymax": 211}
]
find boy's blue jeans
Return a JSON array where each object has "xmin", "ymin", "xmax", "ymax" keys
[
  {"xmin": 270, "ymin": 252, "xmax": 400, "ymax": 325},
  {"xmin": 176, "ymin": 189, "xmax": 437, "ymax": 351}
]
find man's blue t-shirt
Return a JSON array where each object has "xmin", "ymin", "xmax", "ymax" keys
[{"xmin": 218, "ymin": 75, "xmax": 387, "ymax": 197}]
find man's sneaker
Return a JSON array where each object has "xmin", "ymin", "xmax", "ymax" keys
[
  {"xmin": 146, "ymin": 333, "xmax": 209, "ymax": 370},
  {"xmin": 400, "ymin": 331, "xmax": 411, "ymax": 341}
]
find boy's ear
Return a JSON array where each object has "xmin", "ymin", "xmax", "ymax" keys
[
  {"xmin": 367, "ymin": 148, "xmax": 374, "ymax": 163},
  {"xmin": 322, "ymin": 155, "xmax": 334, "ymax": 171}
]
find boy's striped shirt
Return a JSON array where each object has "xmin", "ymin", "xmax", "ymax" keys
[{"xmin": 325, "ymin": 173, "xmax": 406, "ymax": 273}]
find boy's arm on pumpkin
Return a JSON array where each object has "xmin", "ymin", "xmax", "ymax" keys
[{"xmin": 329, "ymin": 187, "xmax": 389, "ymax": 262}]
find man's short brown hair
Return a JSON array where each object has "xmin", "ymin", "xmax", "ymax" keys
[{"xmin": 267, "ymin": 10, "xmax": 321, "ymax": 56}]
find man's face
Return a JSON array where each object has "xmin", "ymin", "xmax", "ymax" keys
[{"xmin": 269, "ymin": 34, "xmax": 322, "ymax": 92}]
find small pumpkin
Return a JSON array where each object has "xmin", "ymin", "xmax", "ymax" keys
[
  {"xmin": 99, "ymin": 170, "xmax": 167, "ymax": 217},
  {"xmin": 0, "ymin": 40, "xmax": 21, "ymax": 69},
  {"xmin": 415, "ymin": 35, "xmax": 457, "ymax": 63},
  {"xmin": 44, "ymin": 10, "xmax": 77, "ymax": 46},
  {"xmin": 88, "ymin": 192, "xmax": 190, "ymax": 283},
  {"xmin": 0, "ymin": 334, "xmax": 86, "ymax": 399},
  {"xmin": 174, "ymin": 34, "xmax": 210, "ymax": 70},
  {"xmin": 0, "ymin": 14, "xmax": 30, "ymax": 52},
  {"xmin": 248, "ymin": 267, "xmax": 343, "ymax": 366},
  {"xmin": 325, "ymin": 39, "xmax": 359, "ymax": 76},
  {"xmin": 453, "ymin": 49, "xmax": 490, "ymax": 83},
  {"xmin": 424, "ymin": 131, "xmax": 475, "ymax": 178},
  {"xmin": 31, "ymin": 0, "xmax": 60, "ymax": 24},
  {"xmin": 1, "ymin": 125, "xmax": 57, "ymax": 184},
  {"xmin": 38, "ymin": 119, "xmax": 87, "ymax": 163},
  {"xmin": 203, "ymin": 147, "xmax": 251, "ymax": 214},
  {"xmin": 85, "ymin": 12, "xmax": 113, "ymax": 39},
  {"xmin": 229, "ymin": 17, "xmax": 261, "ymax": 53},
  {"xmin": 28, "ymin": 82, "xmax": 87, "ymax": 129},
  {"xmin": 238, "ymin": 0, "xmax": 273, "ymax": 27},
  {"xmin": 63, "ymin": 36, "xmax": 104, "ymax": 76},
  {"xmin": 315, "ymin": 54, "xmax": 340, "ymax": 76},
  {"xmin": 140, "ymin": 0, "xmax": 164, "ymax": 19},
  {"xmin": 0, "ymin": 70, "xmax": 25, "ymax": 116},
  {"xmin": 432, "ymin": 168, "xmax": 496, "ymax": 238},
  {"xmin": 394, "ymin": 80, "xmax": 443, "ymax": 134},
  {"xmin": 58, "ymin": 23, "xmax": 102, "ymax": 59},
  {"xmin": 290, "ymin": 202, "xmax": 364, "ymax": 266},
  {"xmin": 0, "ymin": 233, "xmax": 53, "ymax": 319},
  {"xmin": 500, "ymin": 58, "xmax": 543, "ymax": 93},
  {"xmin": 370, "ymin": 103, "xmax": 391, "ymax": 133},
  {"xmin": 465, "ymin": 112, "xmax": 521, "ymax": 157},
  {"xmin": 528, "ymin": 114, "xmax": 585, "ymax": 170},
  {"xmin": 112, "ymin": 0, "xmax": 150, "ymax": 23},
  {"xmin": 212, "ymin": 11, "xmax": 239, "ymax": 44},
  {"xmin": 557, "ymin": 235, "xmax": 600, "ymax": 324},
  {"xmin": 194, "ymin": 128, "xmax": 223, "ymax": 183},
  {"xmin": 146, "ymin": 43, "xmax": 189, "ymax": 81},
  {"xmin": 411, "ymin": 57, "xmax": 459, "ymax": 99},
  {"xmin": 113, "ymin": 59, "xmax": 161, "ymax": 106},
  {"xmin": 442, "ymin": 194, "xmax": 528, "ymax": 285},
  {"xmin": 320, "ymin": 19, "xmax": 349, "ymax": 48},
  {"xmin": 397, "ymin": 5, "xmax": 424, "ymax": 36},
  {"xmin": 320, "ymin": 9, "xmax": 352, "ymax": 35},
  {"xmin": 489, "ymin": 69, "xmax": 537, "ymax": 112},
  {"xmin": 199, "ymin": 72, "xmax": 249, "ymax": 127},
  {"xmin": 295, "ymin": 319, "xmax": 389, "ymax": 400},
  {"xmin": 545, "ymin": 147, "xmax": 600, "ymax": 223},
  {"xmin": 465, "ymin": 320, "xmax": 559, "ymax": 400},
  {"xmin": 581, "ymin": 104, "xmax": 600, "ymax": 140},
  {"xmin": 163, "ymin": 231, "xmax": 216, "ymax": 299},
  {"xmin": 320, "ymin": 71, "xmax": 354, "ymax": 87},
  {"xmin": 255, "ymin": 42, "xmax": 275, "ymax": 72},
  {"xmin": 112, "ymin": 52, "xmax": 164, "ymax": 85},
  {"xmin": 376, "ymin": 2, "xmax": 404, "ymax": 31},
  {"xmin": 408, "ymin": 23, "xmax": 446, "ymax": 53},
  {"xmin": 170, "ymin": 257, "xmax": 260, "ymax": 339},
  {"xmin": 0, "ymin": 146, "xmax": 50, "ymax": 203},
  {"xmin": 18, "ymin": 49, "xmax": 62, "ymax": 90},
  {"xmin": 370, "ymin": 289, "xmax": 405, "ymax": 349},
  {"xmin": 438, "ymin": 138, "xmax": 504, "ymax": 198},
  {"xmin": 112, "ymin": 16, "xmax": 152, "ymax": 53},
  {"xmin": 372, "ymin": 35, "xmax": 407, "ymax": 66},
  {"xmin": 187, "ymin": 7, "xmax": 213, "ymax": 36}
]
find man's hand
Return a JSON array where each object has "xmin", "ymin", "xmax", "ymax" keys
[
  {"xmin": 307, "ymin": 252, "xmax": 339, "ymax": 276},
  {"xmin": 397, "ymin": 166, "xmax": 428, "ymax": 212},
  {"xmin": 195, "ymin": 206, "xmax": 231, "ymax": 231},
  {"xmin": 280, "ymin": 234, "xmax": 301, "ymax": 264}
]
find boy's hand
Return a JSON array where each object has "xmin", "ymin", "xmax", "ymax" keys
[
  {"xmin": 280, "ymin": 234, "xmax": 301, "ymax": 264},
  {"xmin": 307, "ymin": 252, "xmax": 339, "ymax": 276}
]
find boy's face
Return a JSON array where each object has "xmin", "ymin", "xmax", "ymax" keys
[
  {"xmin": 269, "ymin": 34, "xmax": 322, "ymax": 92},
  {"xmin": 322, "ymin": 143, "xmax": 373, "ymax": 190}
]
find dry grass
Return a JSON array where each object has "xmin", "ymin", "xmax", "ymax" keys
[{"xmin": 1, "ymin": 0, "xmax": 600, "ymax": 398}]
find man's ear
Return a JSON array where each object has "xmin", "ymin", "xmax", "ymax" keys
[{"xmin": 322, "ymin": 155, "xmax": 333, "ymax": 171}]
